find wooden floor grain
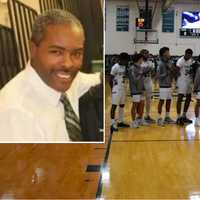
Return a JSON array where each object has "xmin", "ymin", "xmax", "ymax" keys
[
  {"xmin": 102, "ymin": 78, "xmax": 200, "ymax": 199},
  {"xmin": 0, "ymin": 140, "xmax": 108, "ymax": 198}
]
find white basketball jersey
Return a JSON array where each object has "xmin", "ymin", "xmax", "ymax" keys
[
  {"xmin": 141, "ymin": 60, "xmax": 154, "ymax": 78},
  {"xmin": 176, "ymin": 56, "xmax": 193, "ymax": 80},
  {"xmin": 110, "ymin": 63, "xmax": 126, "ymax": 91}
]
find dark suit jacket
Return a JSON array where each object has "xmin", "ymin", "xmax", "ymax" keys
[{"xmin": 79, "ymin": 83, "xmax": 103, "ymax": 141}]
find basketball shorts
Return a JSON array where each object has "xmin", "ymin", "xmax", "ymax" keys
[
  {"xmin": 177, "ymin": 77, "xmax": 192, "ymax": 95},
  {"xmin": 132, "ymin": 94, "xmax": 145, "ymax": 103},
  {"xmin": 159, "ymin": 88, "xmax": 172, "ymax": 100},
  {"xmin": 144, "ymin": 78, "xmax": 153, "ymax": 97},
  {"xmin": 112, "ymin": 89, "xmax": 126, "ymax": 105}
]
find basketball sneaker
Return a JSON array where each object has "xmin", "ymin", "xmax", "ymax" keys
[
  {"xmin": 118, "ymin": 122, "xmax": 130, "ymax": 127},
  {"xmin": 144, "ymin": 116, "xmax": 156, "ymax": 123},
  {"xmin": 130, "ymin": 120, "xmax": 139, "ymax": 128},
  {"xmin": 176, "ymin": 116, "xmax": 184, "ymax": 125},
  {"xmin": 164, "ymin": 116, "xmax": 175, "ymax": 124},
  {"xmin": 157, "ymin": 117, "xmax": 164, "ymax": 126},
  {"xmin": 182, "ymin": 116, "xmax": 192, "ymax": 124}
]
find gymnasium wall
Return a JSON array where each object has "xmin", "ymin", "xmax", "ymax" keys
[{"xmin": 105, "ymin": 0, "xmax": 200, "ymax": 56}]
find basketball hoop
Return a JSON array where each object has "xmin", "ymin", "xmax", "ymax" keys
[{"xmin": 134, "ymin": 0, "xmax": 159, "ymax": 44}]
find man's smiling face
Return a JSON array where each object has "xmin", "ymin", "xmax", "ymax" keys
[{"xmin": 30, "ymin": 23, "xmax": 85, "ymax": 92}]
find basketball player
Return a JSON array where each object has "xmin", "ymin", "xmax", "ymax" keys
[
  {"xmin": 140, "ymin": 49, "xmax": 156, "ymax": 123},
  {"xmin": 176, "ymin": 49, "xmax": 193, "ymax": 125},
  {"xmin": 157, "ymin": 47, "xmax": 175, "ymax": 126},
  {"xmin": 110, "ymin": 52, "xmax": 129, "ymax": 132},
  {"xmin": 128, "ymin": 53, "xmax": 148, "ymax": 128}
]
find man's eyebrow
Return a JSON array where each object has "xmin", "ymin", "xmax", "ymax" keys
[
  {"xmin": 72, "ymin": 48, "xmax": 84, "ymax": 51},
  {"xmin": 48, "ymin": 45, "xmax": 65, "ymax": 50},
  {"xmin": 48, "ymin": 45, "xmax": 84, "ymax": 51}
]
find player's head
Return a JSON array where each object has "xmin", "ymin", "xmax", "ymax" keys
[
  {"xmin": 132, "ymin": 53, "xmax": 144, "ymax": 65},
  {"xmin": 119, "ymin": 52, "xmax": 129, "ymax": 66},
  {"xmin": 111, "ymin": 55, "xmax": 119, "ymax": 65},
  {"xmin": 140, "ymin": 49, "xmax": 149, "ymax": 61},
  {"xmin": 149, "ymin": 53, "xmax": 154, "ymax": 59},
  {"xmin": 159, "ymin": 47, "xmax": 170, "ymax": 61},
  {"xmin": 184, "ymin": 48, "xmax": 193, "ymax": 61}
]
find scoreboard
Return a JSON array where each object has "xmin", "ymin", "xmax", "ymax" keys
[{"xmin": 136, "ymin": 18, "xmax": 145, "ymax": 29}]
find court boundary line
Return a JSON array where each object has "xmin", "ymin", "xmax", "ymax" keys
[
  {"xmin": 96, "ymin": 131, "xmax": 113, "ymax": 199},
  {"xmin": 95, "ymin": 138, "xmax": 199, "ymax": 198},
  {"xmin": 112, "ymin": 139, "xmax": 200, "ymax": 142}
]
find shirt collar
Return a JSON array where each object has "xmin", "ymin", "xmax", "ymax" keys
[
  {"xmin": 25, "ymin": 61, "xmax": 61, "ymax": 107},
  {"xmin": 118, "ymin": 63, "xmax": 125, "ymax": 68}
]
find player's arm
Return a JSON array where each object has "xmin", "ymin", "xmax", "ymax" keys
[
  {"xmin": 148, "ymin": 60, "xmax": 155, "ymax": 71},
  {"xmin": 142, "ymin": 66, "xmax": 151, "ymax": 76},
  {"xmin": 158, "ymin": 63, "xmax": 168, "ymax": 78},
  {"xmin": 109, "ymin": 75, "xmax": 114, "ymax": 89},
  {"xmin": 167, "ymin": 62, "xmax": 176, "ymax": 79},
  {"xmin": 110, "ymin": 65, "xmax": 116, "ymax": 89},
  {"xmin": 127, "ymin": 67, "xmax": 135, "ymax": 95},
  {"xmin": 134, "ymin": 67, "xmax": 143, "ymax": 81},
  {"xmin": 175, "ymin": 66, "xmax": 181, "ymax": 77},
  {"xmin": 194, "ymin": 68, "xmax": 200, "ymax": 93},
  {"xmin": 175, "ymin": 59, "xmax": 182, "ymax": 76},
  {"xmin": 151, "ymin": 59, "xmax": 157, "ymax": 78}
]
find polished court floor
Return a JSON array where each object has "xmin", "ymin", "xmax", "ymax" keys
[
  {"xmin": 0, "ymin": 142, "xmax": 108, "ymax": 199},
  {"xmin": 102, "ymin": 78, "xmax": 200, "ymax": 199}
]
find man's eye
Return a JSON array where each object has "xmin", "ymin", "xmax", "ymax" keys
[
  {"xmin": 50, "ymin": 50, "xmax": 62, "ymax": 55},
  {"xmin": 72, "ymin": 51, "xmax": 83, "ymax": 59}
]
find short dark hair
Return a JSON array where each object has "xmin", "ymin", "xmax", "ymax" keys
[
  {"xmin": 31, "ymin": 9, "xmax": 84, "ymax": 45},
  {"xmin": 185, "ymin": 48, "xmax": 193, "ymax": 55},
  {"xmin": 159, "ymin": 47, "xmax": 169, "ymax": 57},
  {"xmin": 119, "ymin": 52, "xmax": 129, "ymax": 61},
  {"xmin": 140, "ymin": 49, "xmax": 149, "ymax": 55},
  {"xmin": 132, "ymin": 53, "xmax": 143, "ymax": 63}
]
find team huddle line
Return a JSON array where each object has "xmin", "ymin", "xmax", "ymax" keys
[{"xmin": 109, "ymin": 48, "xmax": 200, "ymax": 132}]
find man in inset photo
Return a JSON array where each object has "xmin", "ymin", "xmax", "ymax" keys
[{"xmin": 0, "ymin": 9, "xmax": 103, "ymax": 142}]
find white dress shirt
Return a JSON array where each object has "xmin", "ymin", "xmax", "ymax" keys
[{"xmin": 0, "ymin": 62, "xmax": 100, "ymax": 142}]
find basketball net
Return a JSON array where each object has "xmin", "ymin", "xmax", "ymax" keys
[{"xmin": 135, "ymin": 0, "xmax": 158, "ymax": 24}]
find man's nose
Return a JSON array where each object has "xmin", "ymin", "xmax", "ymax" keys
[{"xmin": 63, "ymin": 53, "xmax": 73, "ymax": 68}]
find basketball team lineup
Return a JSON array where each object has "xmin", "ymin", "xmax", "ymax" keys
[{"xmin": 109, "ymin": 48, "xmax": 200, "ymax": 132}]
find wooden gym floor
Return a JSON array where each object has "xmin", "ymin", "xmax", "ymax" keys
[
  {"xmin": 101, "ymin": 77, "xmax": 200, "ymax": 199},
  {"xmin": 0, "ymin": 130, "xmax": 110, "ymax": 198},
  {"xmin": 0, "ymin": 141, "xmax": 110, "ymax": 199}
]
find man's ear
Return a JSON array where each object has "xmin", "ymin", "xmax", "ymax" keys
[{"xmin": 29, "ymin": 41, "xmax": 37, "ymax": 59}]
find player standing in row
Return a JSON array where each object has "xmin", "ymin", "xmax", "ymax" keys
[
  {"xmin": 128, "ymin": 53, "xmax": 150, "ymax": 128},
  {"xmin": 110, "ymin": 52, "xmax": 129, "ymax": 132},
  {"xmin": 157, "ymin": 47, "xmax": 175, "ymax": 126},
  {"xmin": 140, "ymin": 49, "xmax": 156, "ymax": 123},
  {"xmin": 176, "ymin": 49, "xmax": 193, "ymax": 125}
]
